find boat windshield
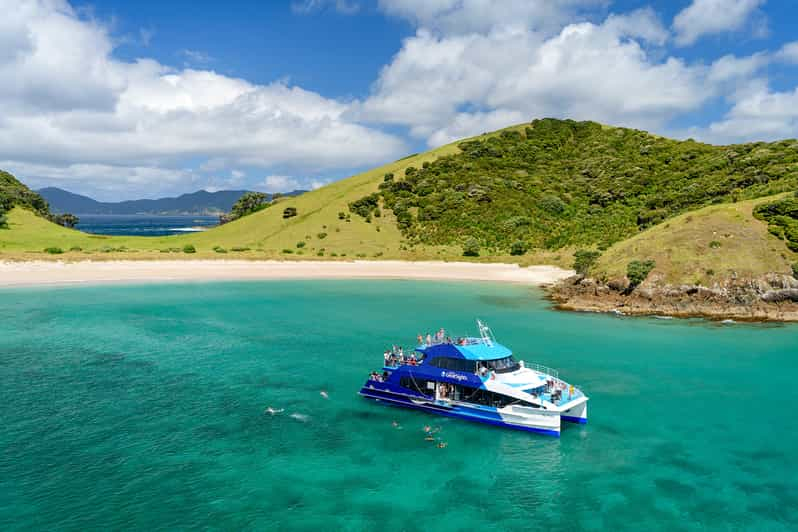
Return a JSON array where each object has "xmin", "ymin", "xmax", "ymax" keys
[{"xmin": 485, "ymin": 356, "xmax": 520, "ymax": 374}]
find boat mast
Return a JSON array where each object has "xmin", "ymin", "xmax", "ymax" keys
[{"xmin": 476, "ymin": 319, "xmax": 495, "ymax": 347}]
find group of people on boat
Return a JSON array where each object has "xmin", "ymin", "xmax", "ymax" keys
[
  {"xmin": 417, "ymin": 328, "xmax": 449, "ymax": 347},
  {"xmin": 383, "ymin": 346, "xmax": 417, "ymax": 367},
  {"xmin": 369, "ymin": 370, "xmax": 390, "ymax": 382}
]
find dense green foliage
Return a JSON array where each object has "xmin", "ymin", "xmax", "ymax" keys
[
  {"xmin": 573, "ymin": 250, "xmax": 601, "ymax": 275},
  {"xmin": 627, "ymin": 259, "xmax": 656, "ymax": 286},
  {"xmin": 183, "ymin": 244, "xmax": 196, "ymax": 254},
  {"xmin": 462, "ymin": 237, "xmax": 480, "ymax": 257},
  {"xmin": 753, "ymin": 194, "xmax": 798, "ymax": 252},
  {"xmin": 44, "ymin": 247, "xmax": 63, "ymax": 254},
  {"xmin": 53, "ymin": 213, "xmax": 79, "ymax": 228},
  {"xmin": 222, "ymin": 192, "xmax": 270, "ymax": 224},
  {"xmin": 792, "ymin": 263, "xmax": 798, "ymax": 280},
  {"xmin": 1, "ymin": 170, "xmax": 50, "ymax": 219},
  {"xmin": 353, "ymin": 119, "xmax": 798, "ymax": 252},
  {"xmin": 509, "ymin": 240, "xmax": 528, "ymax": 256},
  {"xmin": 283, "ymin": 207, "xmax": 297, "ymax": 219}
]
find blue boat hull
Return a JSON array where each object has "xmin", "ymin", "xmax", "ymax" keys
[{"xmin": 359, "ymin": 387, "xmax": 562, "ymax": 437}]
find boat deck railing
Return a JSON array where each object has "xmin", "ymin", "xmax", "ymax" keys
[{"xmin": 525, "ymin": 362, "xmax": 559, "ymax": 379}]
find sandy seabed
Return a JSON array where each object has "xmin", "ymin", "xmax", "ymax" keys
[{"xmin": 0, "ymin": 260, "xmax": 573, "ymax": 288}]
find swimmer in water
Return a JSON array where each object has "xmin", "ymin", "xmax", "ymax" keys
[
  {"xmin": 392, "ymin": 420, "xmax": 401, "ymax": 429},
  {"xmin": 264, "ymin": 406, "xmax": 284, "ymax": 416},
  {"xmin": 425, "ymin": 435, "xmax": 436, "ymax": 441},
  {"xmin": 437, "ymin": 442, "xmax": 448, "ymax": 448},
  {"xmin": 320, "ymin": 390, "xmax": 329, "ymax": 399}
]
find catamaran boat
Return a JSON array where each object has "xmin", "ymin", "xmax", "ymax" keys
[{"xmin": 358, "ymin": 320, "xmax": 588, "ymax": 437}]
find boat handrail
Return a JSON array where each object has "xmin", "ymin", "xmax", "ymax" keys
[{"xmin": 525, "ymin": 362, "xmax": 559, "ymax": 379}]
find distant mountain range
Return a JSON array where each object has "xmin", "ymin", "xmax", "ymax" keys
[{"xmin": 37, "ymin": 187, "xmax": 303, "ymax": 215}]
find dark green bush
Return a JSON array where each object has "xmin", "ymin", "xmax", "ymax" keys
[
  {"xmin": 709, "ymin": 240, "xmax": 722, "ymax": 249},
  {"xmin": 282, "ymin": 248, "xmax": 293, "ymax": 254},
  {"xmin": 627, "ymin": 259, "xmax": 656, "ymax": 286},
  {"xmin": 282, "ymin": 207, "xmax": 297, "ymax": 219},
  {"xmin": 213, "ymin": 245, "xmax": 227, "ymax": 253},
  {"xmin": 296, "ymin": 241, "xmax": 306, "ymax": 248},
  {"xmin": 573, "ymin": 250, "xmax": 601, "ymax": 275},
  {"xmin": 792, "ymin": 263, "xmax": 798, "ymax": 280},
  {"xmin": 183, "ymin": 244, "xmax": 196, "ymax": 254},
  {"xmin": 317, "ymin": 232, "xmax": 327, "ymax": 239},
  {"xmin": 509, "ymin": 240, "xmax": 528, "ymax": 256},
  {"xmin": 463, "ymin": 237, "xmax": 480, "ymax": 257},
  {"xmin": 44, "ymin": 247, "xmax": 63, "ymax": 254},
  {"xmin": 69, "ymin": 246, "xmax": 82, "ymax": 252},
  {"xmin": 231, "ymin": 246, "xmax": 250, "ymax": 252}
]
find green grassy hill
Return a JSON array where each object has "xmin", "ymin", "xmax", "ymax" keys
[
  {"xmin": 593, "ymin": 194, "xmax": 798, "ymax": 284},
  {"xmin": 1, "ymin": 118, "xmax": 797, "ymax": 285}
]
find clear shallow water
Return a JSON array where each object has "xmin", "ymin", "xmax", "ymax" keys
[
  {"xmin": 1, "ymin": 280, "xmax": 797, "ymax": 531},
  {"xmin": 75, "ymin": 215, "xmax": 218, "ymax": 236}
]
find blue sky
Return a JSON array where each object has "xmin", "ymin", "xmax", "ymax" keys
[{"xmin": 3, "ymin": 0, "xmax": 798, "ymax": 200}]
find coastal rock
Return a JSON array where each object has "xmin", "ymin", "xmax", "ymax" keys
[{"xmin": 548, "ymin": 273, "xmax": 798, "ymax": 322}]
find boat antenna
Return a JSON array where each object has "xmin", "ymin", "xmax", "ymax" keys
[{"xmin": 476, "ymin": 319, "xmax": 495, "ymax": 347}]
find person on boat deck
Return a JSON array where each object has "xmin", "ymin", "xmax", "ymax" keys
[
  {"xmin": 384, "ymin": 350, "xmax": 391, "ymax": 366},
  {"xmin": 382, "ymin": 370, "xmax": 389, "ymax": 381},
  {"xmin": 409, "ymin": 353, "xmax": 417, "ymax": 366},
  {"xmin": 426, "ymin": 333, "xmax": 432, "ymax": 345},
  {"xmin": 479, "ymin": 365, "xmax": 488, "ymax": 377},
  {"xmin": 445, "ymin": 336, "xmax": 452, "ymax": 344},
  {"xmin": 417, "ymin": 334, "xmax": 423, "ymax": 345},
  {"xmin": 389, "ymin": 353, "xmax": 397, "ymax": 367},
  {"xmin": 398, "ymin": 352, "xmax": 405, "ymax": 365},
  {"xmin": 436, "ymin": 328, "xmax": 445, "ymax": 342},
  {"xmin": 398, "ymin": 347, "xmax": 404, "ymax": 357}
]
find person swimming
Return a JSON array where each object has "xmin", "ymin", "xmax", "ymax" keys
[
  {"xmin": 320, "ymin": 390, "xmax": 329, "ymax": 399},
  {"xmin": 264, "ymin": 406, "xmax": 284, "ymax": 416}
]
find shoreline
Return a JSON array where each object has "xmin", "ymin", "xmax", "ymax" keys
[{"xmin": 0, "ymin": 260, "xmax": 573, "ymax": 288}]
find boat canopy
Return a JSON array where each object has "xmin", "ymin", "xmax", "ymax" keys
[{"xmin": 416, "ymin": 339, "xmax": 512, "ymax": 361}]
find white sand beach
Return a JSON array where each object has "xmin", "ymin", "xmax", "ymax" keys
[{"xmin": 0, "ymin": 260, "xmax": 572, "ymax": 288}]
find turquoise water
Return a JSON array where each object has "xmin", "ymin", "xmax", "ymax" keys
[{"xmin": 1, "ymin": 281, "xmax": 797, "ymax": 531}]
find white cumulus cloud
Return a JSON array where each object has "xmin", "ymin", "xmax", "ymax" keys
[
  {"xmin": 0, "ymin": 0, "xmax": 406, "ymax": 197},
  {"xmin": 673, "ymin": 0, "xmax": 766, "ymax": 46}
]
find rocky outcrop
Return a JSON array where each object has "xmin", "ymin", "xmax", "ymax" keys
[{"xmin": 549, "ymin": 273, "xmax": 798, "ymax": 322}]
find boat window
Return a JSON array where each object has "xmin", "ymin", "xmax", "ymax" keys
[
  {"xmin": 450, "ymin": 383, "xmax": 539, "ymax": 408},
  {"xmin": 486, "ymin": 356, "xmax": 520, "ymax": 374},
  {"xmin": 429, "ymin": 357, "xmax": 476, "ymax": 373},
  {"xmin": 399, "ymin": 376, "xmax": 434, "ymax": 396}
]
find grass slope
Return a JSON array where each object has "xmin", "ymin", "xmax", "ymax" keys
[
  {"xmin": 1, "ymin": 125, "xmax": 555, "ymax": 262},
  {"xmin": 594, "ymin": 194, "xmax": 798, "ymax": 284}
]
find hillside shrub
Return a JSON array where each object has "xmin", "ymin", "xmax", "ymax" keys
[
  {"xmin": 231, "ymin": 246, "xmax": 250, "ymax": 252},
  {"xmin": 709, "ymin": 240, "xmax": 722, "ymax": 249},
  {"xmin": 44, "ymin": 247, "xmax": 63, "ymax": 254},
  {"xmin": 282, "ymin": 248, "xmax": 293, "ymax": 254},
  {"xmin": 338, "ymin": 211, "xmax": 346, "ymax": 220},
  {"xmin": 213, "ymin": 245, "xmax": 227, "ymax": 253},
  {"xmin": 573, "ymin": 250, "xmax": 601, "ymax": 275},
  {"xmin": 463, "ymin": 237, "xmax": 480, "ymax": 257},
  {"xmin": 183, "ymin": 244, "xmax": 196, "ymax": 253},
  {"xmin": 792, "ymin": 263, "xmax": 798, "ymax": 280},
  {"xmin": 283, "ymin": 207, "xmax": 297, "ymax": 219},
  {"xmin": 317, "ymin": 232, "xmax": 327, "ymax": 239},
  {"xmin": 296, "ymin": 241, "xmax": 306, "ymax": 248},
  {"xmin": 509, "ymin": 240, "xmax": 528, "ymax": 256},
  {"xmin": 69, "ymin": 246, "xmax": 82, "ymax": 252},
  {"xmin": 627, "ymin": 259, "xmax": 656, "ymax": 287},
  {"xmin": 754, "ymin": 196, "xmax": 798, "ymax": 252},
  {"xmin": 230, "ymin": 192, "xmax": 270, "ymax": 220}
]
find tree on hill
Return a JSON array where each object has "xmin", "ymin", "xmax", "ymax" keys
[
  {"xmin": 53, "ymin": 213, "xmax": 79, "ymax": 228},
  {"xmin": 573, "ymin": 250, "xmax": 601, "ymax": 276},
  {"xmin": 627, "ymin": 259, "xmax": 656, "ymax": 287},
  {"xmin": 0, "ymin": 170, "xmax": 51, "ymax": 218},
  {"xmin": 231, "ymin": 192, "xmax": 270, "ymax": 219}
]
